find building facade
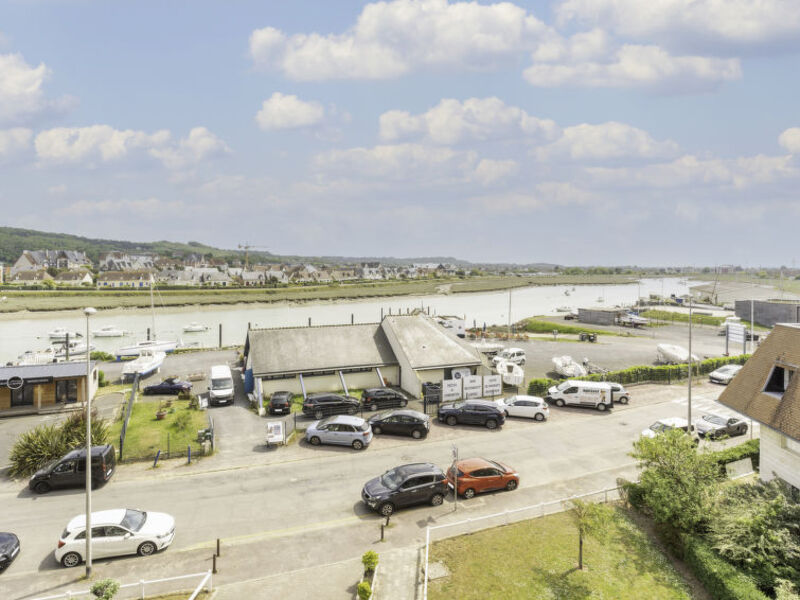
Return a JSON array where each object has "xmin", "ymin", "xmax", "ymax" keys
[{"xmin": 0, "ymin": 362, "xmax": 99, "ymax": 415}]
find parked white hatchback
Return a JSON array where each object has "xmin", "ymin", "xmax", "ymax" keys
[
  {"xmin": 496, "ymin": 395, "xmax": 549, "ymax": 421},
  {"xmin": 56, "ymin": 509, "xmax": 175, "ymax": 568}
]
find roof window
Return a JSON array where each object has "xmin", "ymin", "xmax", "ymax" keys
[{"xmin": 764, "ymin": 365, "xmax": 794, "ymax": 398}]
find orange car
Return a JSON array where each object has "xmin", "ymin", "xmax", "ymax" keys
[{"xmin": 446, "ymin": 457, "xmax": 519, "ymax": 499}]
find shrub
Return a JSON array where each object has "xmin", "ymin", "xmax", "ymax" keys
[
  {"xmin": 709, "ymin": 439, "xmax": 760, "ymax": 473},
  {"xmin": 178, "ymin": 389, "xmax": 191, "ymax": 400},
  {"xmin": 357, "ymin": 580, "xmax": 372, "ymax": 600},
  {"xmin": 90, "ymin": 578, "xmax": 120, "ymax": 599},
  {"xmin": 90, "ymin": 351, "xmax": 115, "ymax": 362},
  {"xmin": 171, "ymin": 411, "xmax": 192, "ymax": 431},
  {"xmin": 362, "ymin": 550, "xmax": 379, "ymax": 573},
  {"xmin": 619, "ymin": 479, "xmax": 646, "ymax": 510},
  {"xmin": 97, "ymin": 370, "xmax": 108, "ymax": 387}
]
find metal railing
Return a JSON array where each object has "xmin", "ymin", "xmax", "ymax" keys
[
  {"xmin": 30, "ymin": 569, "xmax": 212, "ymax": 600},
  {"xmin": 422, "ymin": 485, "xmax": 622, "ymax": 600}
]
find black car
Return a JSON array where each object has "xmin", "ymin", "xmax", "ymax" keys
[
  {"xmin": 269, "ymin": 391, "xmax": 293, "ymax": 415},
  {"xmin": 29, "ymin": 444, "xmax": 116, "ymax": 494},
  {"xmin": 143, "ymin": 377, "xmax": 192, "ymax": 395},
  {"xmin": 362, "ymin": 388, "xmax": 408, "ymax": 411},
  {"xmin": 0, "ymin": 533, "xmax": 20, "ymax": 571},
  {"xmin": 438, "ymin": 400, "xmax": 505, "ymax": 429},
  {"xmin": 361, "ymin": 463, "xmax": 449, "ymax": 517},
  {"xmin": 368, "ymin": 409, "xmax": 430, "ymax": 439},
  {"xmin": 302, "ymin": 393, "xmax": 360, "ymax": 419}
]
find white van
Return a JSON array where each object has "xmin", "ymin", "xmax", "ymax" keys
[
  {"xmin": 491, "ymin": 348, "xmax": 526, "ymax": 367},
  {"xmin": 546, "ymin": 380, "xmax": 613, "ymax": 411},
  {"xmin": 208, "ymin": 365, "xmax": 234, "ymax": 405}
]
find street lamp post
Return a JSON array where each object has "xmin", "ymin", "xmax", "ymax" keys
[
  {"xmin": 687, "ymin": 302, "xmax": 693, "ymax": 431},
  {"xmin": 84, "ymin": 307, "xmax": 96, "ymax": 577}
]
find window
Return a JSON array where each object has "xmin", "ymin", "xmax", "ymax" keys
[
  {"xmin": 764, "ymin": 366, "xmax": 794, "ymax": 397},
  {"xmin": 53, "ymin": 461, "xmax": 75, "ymax": 474},
  {"xmin": 565, "ymin": 387, "xmax": 578, "ymax": 394},
  {"xmin": 782, "ymin": 436, "xmax": 800, "ymax": 456},
  {"xmin": 105, "ymin": 526, "xmax": 128, "ymax": 537},
  {"xmin": 10, "ymin": 385, "xmax": 34, "ymax": 407},
  {"xmin": 56, "ymin": 380, "xmax": 78, "ymax": 403}
]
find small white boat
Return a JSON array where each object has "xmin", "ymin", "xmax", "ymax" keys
[
  {"xmin": 18, "ymin": 348, "xmax": 58, "ymax": 365},
  {"xmin": 472, "ymin": 340, "xmax": 504, "ymax": 355},
  {"xmin": 116, "ymin": 339, "xmax": 178, "ymax": 360},
  {"xmin": 53, "ymin": 341, "xmax": 94, "ymax": 358},
  {"xmin": 183, "ymin": 322, "xmax": 209, "ymax": 333},
  {"xmin": 48, "ymin": 327, "xmax": 81, "ymax": 341},
  {"xmin": 556, "ymin": 306, "xmax": 573, "ymax": 313},
  {"xmin": 495, "ymin": 359, "xmax": 525, "ymax": 387},
  {"xmin": 552, "ymin": 355, "xmax": 588, "ymax": 378},
  {"xmin": 92, "ymin": 326, "xmax": 126, "ymax": 337},
  {"xmin": 656, "ymin": 344, "xmax": 699, "ymax": 364},
  {"xmin": 122, "ymin": 348, "xmax": 166, "ymax": 381}
]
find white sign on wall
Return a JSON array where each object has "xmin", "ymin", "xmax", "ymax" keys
[
  {"xmin": 463, "ymin": 375, "xmax": 483, "ymax": 399},
  {"xmin": 483, "ymin": 375, "xmax": 502, "ymax": 397},
  {"xmin": 442, "ymin": 379, "xmax": 463, "ymax": 402}
]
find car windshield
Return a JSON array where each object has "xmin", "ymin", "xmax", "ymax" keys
[
  {"xmin": 649, "ymin": 422, "xmax": 669, "ymax": 432},
  {"xmin": 703, "ymin": 415, "xmax": 726, "ymax": 425},
  {"xmin": 356, "ymin": 422, "xmax": 370, "ymax": 432},
  {"xmin": 450, "ymin": 402, "xmax": 465, "ymax": 409},
  {"xmin": 380, "ymin": 469, "xmax": 404, "ymax": 490},
  {"xmin": 211, "ymin": 378, "xmax": 233, "ymax": 389},
  {"xmin": 498, "ymin": 350, "xmax": 512, "ymax": 358},
  {"xmin": 317, "ymin": 417, "xmax": 334, "ymax": 427},
  {"xmin": 556, "ymin": 381, "xmax": 572, "ymax": 391},
  {"xmin": 488, "ymin": 460, "xmax": 506, "ymax": 473},
  {"xmin": 120, "ymin": 509, "xmax": 147, "ymax": 532}
]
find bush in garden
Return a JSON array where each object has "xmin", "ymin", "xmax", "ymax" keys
[{"xmin": 357, "ymin": 581, "xmax": 372, "ymax": 600}]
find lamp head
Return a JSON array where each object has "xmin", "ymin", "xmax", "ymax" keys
[{"xmin": 84, "ymin": 307, "xmax": 97, "ymax": 316}]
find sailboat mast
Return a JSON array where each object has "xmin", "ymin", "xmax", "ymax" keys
[{"xmin": 150, "ymin": 275, "xmax": 157, "ymax": 341}]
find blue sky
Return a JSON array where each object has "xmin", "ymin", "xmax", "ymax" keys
[{"xmin": 1, "ymin": 0, "xmax": 800, "ymax": 266}]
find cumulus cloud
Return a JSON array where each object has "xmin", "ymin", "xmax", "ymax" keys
[
  {"xmin": 249, "ymin": 0, "xmax": 548, "ymax": 80},
  {"xmin": 34, "ymin": 125, "xmax": 229, "ymax": 169},
  {"xmin": 0, "ymin": 52, "xmax": 74, "ymax": 125},
  {"xmin": 0, "ymin": 127, "xmax": 32, "ymax": 157},
  {"xmin": 555, "ymin": 0, "xmax": 800, "ymax": 50},
  {"xmin": 473, "ymin": 158, "xmax": 518, "ymax": 185},
  {"xmin": 256, "ymin": 92, "xmax": 325, "ymax": 130},
  {"xmin": 536, "ymin": 122, "xmax": 679, "ymax": 161},
  {"xmin": 778, "ymin": 127, "xmax": 800, "ymax": 154},
  {"xmin": 379, "ymin": 97, "xmax": 559, "ymax": 144},
  {"xmin": 524, "ymin": 43, "xmax": 741, "ymax": 91}
]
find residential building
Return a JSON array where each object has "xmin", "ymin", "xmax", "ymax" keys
[
  {"xmin": 240, "ymin": 271, "xmax": 265, "ymax": 286},
  {"xmin": 718, "ymin": 322, "xmax": 800, "ymax": 490},
  {"xmin": 12, "ymin": 250, "xmax": 91, "ymax": 273},
  {"xmin": 331, "ymin": 268, "xmax": 358, "ymax": 281},
  {"xmin": 98, "ymin": 252, "xmax": 155, "ymax": 271},
  {"xmin": 53, "ymin": 270, "xmax": 93, "ymax": 286},
  {"xmin": 0, "ymin": 362, "xmax": 99, "ymax": 416},
  {"xmin": 9, "ymin": 270, "xmax": 53, "ymax": 284},
  {"xmin": 360, "ymin": 262, "xmax": 383, "ymax": 280},
  {"xmin": 96, "ymin": 270, "xmax": 153, "ymax": 288}
]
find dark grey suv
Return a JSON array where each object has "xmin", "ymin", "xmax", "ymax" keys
[
  {"xmin": 438, "ymin": 400, "xmax": 505, "ymax": 429},
  {"xmin": 302, "ymin": 393, "xmax": 360, "ymax": 419},
  {"xmin": 361, "ymin": 463, "xmax": 449, "ymax": 517}
]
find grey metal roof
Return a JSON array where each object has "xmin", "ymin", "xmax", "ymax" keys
[
  {"xmin": 0, "ymin": 361, "xmax": 96, "ymax": 380},
  {"xmin": 381, "ymin": 315, "xmax": 482, "ymax": 370},
  {"xmin": 247, "ymin": 323, "xmax": 397, "ymax": 376}
]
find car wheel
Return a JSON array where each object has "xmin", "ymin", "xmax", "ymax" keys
[
  {"xmin": 596, "ymin": 402, "xmax": 608, "ymax": 412},
  {"xmin": 347, "ymin": 406, "xmax": 358, "ymax": 415},
  {"xmin": 372, "ymin": 425, "xmax": 383, "ymax": 435},
  {"xmin": 378, "ymin": 503, "xmax": 395, "ymax": 517},
  {"xmin": 619, "ymin": 396, "xmax": 629, "ymax": 404},
  {"xmin": 309, "ymin": 436, "xmax": 321, "ymax": 446},
  {"xmin": 555, "ymin": 399, "xmax": 565, "ymax": 407},
  {"xmin": 137, "ymin": 541, "xmax": 157, "ymax": 556},
  {"xmin": 519, "ymin": 359, "xmax": 526, "ymax": 365},
  {"xmin": 504, "ymin": 410, "xmax": 510, "ymax": 417},
  {"xmin": 411, "ymin": 429, "xmax": 423, "ymax": 439},
  {"xmin": 534, "ymin": 412, "xmax": 545, "ymax": 422},
  {"xmin": 506, "ymin": 480, "xmax": 518, "ymax": 491},
  {"xmin": 60, "ymin": 552, "xmax": 81, "ymax": 568},
  {"xmin": 314, "ymin": 410, "xmax": 324, "ymax": 419},
  {"xmin": 430, "ymin": 493, "xmax": 444, "ymax": 506},
  {"xmin": 485, "ymin": 419, "xmax": 498, "ymax": 430},
  {"xmin": 369, "ymin": 404, "xmax": 378, "ymax": 411},
  {"xmin": 446, "ymin": 416, "xmax": 457, "ymax": 426},
  {"xmin": 34, "ymin": 481, "xmax": 51, "ymax": 494},
  {"xmin": 400, "ymin": 399, "xmax": 408, "ymax": 407},
  {"xmin": 740, "ymin": 425, "xmax": 748, "ymax": 435},
  {"xmin": 463, "ymin": 488, "xmax": 476, "ymax": 499},
  {"xmin": 352, "ymin": 439, "xmax": 364, "ymax": 450}
]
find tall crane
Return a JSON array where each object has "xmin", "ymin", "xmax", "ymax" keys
[{"xmin": 237, "ymin": 243, "xmax": 269, "ymax": 270}]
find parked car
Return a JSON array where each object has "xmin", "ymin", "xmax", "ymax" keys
[
  {"xmin": 491, "ymin": 347, "xmax": 526, "ymax": 367},
  {"xmin": 608, "ymin": 383, "xmax": 631, "ymax": 404},
  {"xmin": 361, "ymin": 388, "xmax": 408, "ymax": 411},
  {"xmin": 142, "ymin": 377, "xmax": 191, "ymax": 395},
  {"xmin": 55, "ymin": 509, "xmax": 175, "ymax": 568},
  {"xmin": 368, "ymin": 409, "xmax": 429, "ymax": 439},
  {"xmin": 694, "ymin": 413, "xmax": 748, "ymax": 439},
  {"xmin": 208, "ymin": 365, "xmax": 234, "ymax": 405},
  {"xmin": 709, "ymin": 364, "xmax": 743, "ymax": 385},
  {"xmin": 641, "ymin": 417, "xmax": 696, "ymax": 439},
  {"xmin": 29, "ymin": 445, "xmax": 116, "ymax": 494},
  {"xmin": 268, "ymin": 391, "xmax": 293, "ymax": 415},
  {"xmin": 438, "ymin": 400, "xmax": 505, "ymax": 429},
  {"xmin": 361, "ymin": 463, "xmax": 449, "ymax": 517},
  {"xmin": 302, "ymin": 393, "xmax": 360, "ymax": 419},
  {"xmin": 0, "ymin": 532, "xmax": 20, "ymax": 571},
  {"xmin": 446, "ymin": 457, "xmax": 519, "ymax": 499},
  {"xmin": 305, "ymin": 415, "xmax": 373, "ymax": 450},
  {"xmin": 546, "ymin": 380, "xmax": 614, "ymax": 411},
  {"xmin": 496, "ymin": 395, "xmax": 548, "ymax": 421}
]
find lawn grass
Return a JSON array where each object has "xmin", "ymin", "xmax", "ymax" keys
[
  {"xmin": 521, "ymin": 318, "xmax": 618, "ymax": 336},
  {"xmin": 641, "ymin": 309, "xmax": 726, "ymax": 327},
  {"xmin": 428, "ymin": 508, "xmax": 692, "ymax": 600},
  {"xmin": 108, "ymin": 398, "xmax": 208, "ymax": 460}
]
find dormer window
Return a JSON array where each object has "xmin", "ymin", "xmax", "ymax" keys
[{"xmin": 764, "ymin": 365, "xmax": 794, "ymax": 398}]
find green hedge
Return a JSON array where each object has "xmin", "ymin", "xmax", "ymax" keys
[
  {"xmin": 527, "ymin": 354, "xmax": 751, "ymax": 396},
  {"xmin": 708, "ymin": 439, "xmax": 760, "ymax": 472},
  {"xmin": 521, "ymin": 319, "xmax": 612, "ymax": 336},
  {"xmin": 641, "ymin": 309, "xmax": 726, "ymax": 327}
]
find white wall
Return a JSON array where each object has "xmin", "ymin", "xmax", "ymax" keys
[
  {"xmin": 760, "ymin": 427, "xmax": 800, "ymax": 490},
  {"xmin": 381, "ymin": 322, "xmax": 420, "ymax": 397},
  {"xmin": 259, "ymin": 366, "xmax": 399, "ymax": 398}
]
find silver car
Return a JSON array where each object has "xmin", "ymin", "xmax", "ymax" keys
[
  {"xmin": 305, "ymin": 415, "xmax": 373, "ymax": 450},
  {"xmin": 709, "ymin": 364, "xmax": 742, "ymax": 385}
]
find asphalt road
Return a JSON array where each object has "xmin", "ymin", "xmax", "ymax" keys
[{"xmin": 0, "ymin": 376, "xmax": 756, "ymax": 599}]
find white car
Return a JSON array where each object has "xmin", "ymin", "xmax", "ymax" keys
[
  {"xmin": 496, "ymin": 395, "xmax": 548, "ymax": 421},
  {"xmin": 709, "ymin": 364, "xmax": 743, "ymax": 385},
  {"xmin": 641, "ymin": 417, "xmax": 694, "ymax": 439},
  {"xmin": 491, "ymin": 348, "xmax": 526, "ymax": 366},
  {"xmin": 55, "ymin": 509, "xmax": 175, "ymax": 568}
]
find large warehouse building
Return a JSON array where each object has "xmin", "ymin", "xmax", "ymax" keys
[{"xmin": 243, "ymin": 314, "xmax": 484, "ymax": 399}]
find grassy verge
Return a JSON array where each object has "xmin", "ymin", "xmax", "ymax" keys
[
  {"xmin": 108, "ymin": 398, "xmax": 208, "ymax": 460},
  {"xmin": 641, "ymin": 310, "xmax": 726, "ymax": 327},
  {"xmin": 429, "ymin": 507, "xmax": 692, "ymax": 600},
  {"xmin": 520, "ymin": 318, "xmax": 618, "ymax": 336}
]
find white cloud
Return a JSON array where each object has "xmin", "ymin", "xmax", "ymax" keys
[
  {"xmin": 58, "ymin": 197, "xmax": 186, "ymax": 217},
  {"xmin": 537, "ymin": 122, "xmax": 679, "ymax": 161},
  {"xmin": 473, "ymin": 158, "xmax": 518, "ymax": 185},
  {"xmin": 555, "ymin": 0, "xmax": 800, "ymax": 49},
  {"xmin": 470, "ymin": 181, "xmax": 595, "ymax": 211},
  {"xmin": 0, "ymin": 52, "xmax": 74, "ymax": 125},
  {"xmin": 525, "ymin": 43, "xmax": 741, "ymax": 91},
  {"xmin": 379, "ymin": 97, "xmax": 559, "ymax": 144},
  {"xmin": 249, "ymin": 0, "xmax": 549, "ymax": 80},
  {"xmin": 0, "ymin": 127, "xmax": 32, "ymax": 157},
  {"xmin": 778, "ymin": 127, "xmax": 800, "ymax": 154},
  {"xmin": 256, "ymin": 92, "xmax": 325, "ymax": 130},
  {"xmin": 47, "ymin": 183, "xmax": 67, "ymax": 194},
  {"xmin": 34, "ymin": 125, "xmax": 229, "ymax": 169}
]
